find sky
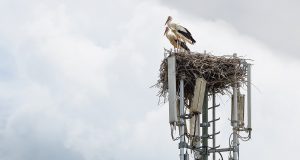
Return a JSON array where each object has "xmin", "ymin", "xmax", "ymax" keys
[{"xmin": 0, "ymin": 0, "xmax": 299, "ymax": 160}]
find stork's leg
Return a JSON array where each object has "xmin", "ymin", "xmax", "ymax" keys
[
  {"xmin": 182, "ymin": 39, "xmax": 187, "ymax": 53},
  {"xmin": 182, "ymin": 40, "xmax": 186, "ymax": 52},
  {"xmin": 176, "ymin": 40, "xmax": 179, "ymax": 53},
  {"xmin": 178, "ymin": 38, "xmax": 183, "ymax": 53}
]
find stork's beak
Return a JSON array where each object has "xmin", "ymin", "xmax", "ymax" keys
[
  {"xmin": 165, "ymin": 16, "xmax": 171, "ymax": 25},
  {"xmin": 164, "ymin": 19, "xmax": 168, "ymax": 25}
]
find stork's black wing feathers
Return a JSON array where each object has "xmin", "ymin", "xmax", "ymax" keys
[
  {"xmin": 183, "ymin": 27, "xmax": 191, "ymax": 35},
  {"xmin": 177, "ymin": 27, "xmax": 196, "ymax": 44}
]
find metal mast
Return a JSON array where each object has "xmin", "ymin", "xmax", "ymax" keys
[
  {"xmin": 165, "ymin": 50, "xmax": 252, "ymax": 160},
  {"xmin": 247, "ymin": 64, "xmax": 252, "ymax": 132},
  {"xmin": 231, "ymin": 53, "xmax": 239, "ymax": 160},
  {"xmin": 212, "ymin": 91, "xmax": 216, "ymax": 160},
  {"xmin": 179, "ymin": 76, "xmax": 185, "ymax": 160},
  {"xmin": 201, "ymin": 89, "xmax": 209, "ymax": 160}
]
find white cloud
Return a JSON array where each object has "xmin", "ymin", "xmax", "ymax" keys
[
  {"xmin": 0, "ymin": 0, "xmax": 299, "ymax": 160},
  {"xmin": 159, "ymin": 0, "xmax": 300, "ymax": 59}
]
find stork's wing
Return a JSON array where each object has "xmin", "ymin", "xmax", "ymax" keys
[
  {"xmin": 182, "ymin": 27, "xmax": 191, "ymax": 35},
  {"xmin": 177, "ymin": 27, "xmax": 196, "ymax": 44}
]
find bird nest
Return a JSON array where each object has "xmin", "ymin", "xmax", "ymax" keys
[{"xmin": 155, "ymin": 51, "xmax": 250, "ymax": 102}]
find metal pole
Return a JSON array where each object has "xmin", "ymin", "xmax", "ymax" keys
[
  {"xmin": 232, "ymin": 54, "xmax": 239, "ymax": 160},
  {"xmin": 202, "ymin": 89, "xmax": 208, "ymax": 160},
  {"xmin": 179, "ymin": 77, "xmax": 185, "ymax": 160},
  {"xmin": 194, "ymin": 113, "xmax": 201, "ymax": 160},
  {"xmin": 212, "ymin": 91, "xmax": 216, "ymax": 160},
  {"xmin": 247, "ymin": 64, "xmax": 252, "ymax": 130},
  {"xmin": 232, "ymin": 83, "xmax": 239, "ymax": 160}
]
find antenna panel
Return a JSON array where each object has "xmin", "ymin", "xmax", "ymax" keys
[
  {"xmin": 168, "ymin": 55, "xmax": 178, "ymax": 123},
  {"xmin": 190, "ymin": 78, "xmax": 207, "ymax": 113}
]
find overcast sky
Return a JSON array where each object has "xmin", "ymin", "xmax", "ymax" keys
[{"xmin": 0, "ymin": 0, "xmax": 299, "ymax": 160}]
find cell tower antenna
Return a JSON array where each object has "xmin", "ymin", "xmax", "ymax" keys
[{"xmin": 157, "ymin": 49, "xmax": 253, "ymax": 160}]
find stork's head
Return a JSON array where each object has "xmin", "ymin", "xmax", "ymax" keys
[
  {"xmin": 164, "ymin": 27, "xmax": 169, "ymax": 36},
  {"xmin": 165, "ymin": 16, "xmax": 173, "ymax": 25}
]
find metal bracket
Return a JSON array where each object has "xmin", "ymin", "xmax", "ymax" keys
[
  {"xmin": 208, "ymin": 131, "xmax": 220, "ymax": 138},
  {"xmin": 211, "ymin": 145, "xmax": 220, "ymax": 149},
  {"xmin": 208, "ymin": 117, "xmax": 220, "ymax": 123},
  {"xmin": 199, "ymin": 146, "xmax": 209, "ymax": 156},
  {"xmin": 178, "ymin": 142, "xmax": 189, "ymax": 149},
  {"xmin": 232, "ymin": 146, "xmax": 239, "ymax": 152},
  {"xmin": 208, "ymin": 104, "xmax": 220, "ymax": 110},
  {"xmin": 177, "ymin": 121, "xmax": 185, "ymax": 126},
  {"xmin": 200, "ymin": 122, "xmax": 210, "ymax": 127},
  {"xmin": 208, "ymin": 147, "xmax": 234, "ymax": 153},
  {"xmin": 201, "ymin": 134, "xmax": 210, "ymax": 139},
  {"xmin": 180, "ymin": 113, "xmax": 194, "ymax": 119}
]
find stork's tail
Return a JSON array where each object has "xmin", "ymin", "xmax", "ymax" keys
[
  {"xmin": 191, "ymin": 38, "xmax": 196, "ymax": 44},
  {"xmin": 179, "ymin": 41, "xmax": 190, "ymax": 52}
]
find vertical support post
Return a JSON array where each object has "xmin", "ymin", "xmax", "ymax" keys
[
  {"xmin": 168, "ymin": 55, "xmax": 178, "ymax": 124},
  {"xmin": 202, "ymin": 89, "xmax": 208, "ymax": 160},
  {"xmin": 247, "ymin": 64, "xmax": 252, "ymax": 130},
  {"xmin": 232, "ymin": 53, "xmax": 239, "ymax": 160},
  {"xmin": 232, "ymin": 84, "xmax": 239, "ymax": 160},
  {"xmin": 179, "ymin": 77, "xmax": 185, "ymax": 160},
  {"xmin": 212, "ymin": 90, "xmax": 216, "ymax": 160}
]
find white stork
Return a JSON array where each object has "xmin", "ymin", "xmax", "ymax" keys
[
  {"xmin": 165, "ymin": 16, "xmax": 196, "ymax": 45},
  {"xmin": 164, "ymin": 27, "xmax": 190, "ymax": 52}
]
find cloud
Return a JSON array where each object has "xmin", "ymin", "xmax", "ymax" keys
[
  {"xmin": 0, "ymin": 0, "xmax": 299, "ymax": 160},
  {"xmin": 159, "ymin": 0, "xmax": 300, "ymax": 59},
  {"xmin": 0, "ymin": 0, "xmax": 176, "ymax": 159}
]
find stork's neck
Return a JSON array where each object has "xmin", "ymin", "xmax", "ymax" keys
[
  {"xmin": 166, "ymin": 29, "xmax": 175, "ymax": 38},
  {"xmin": 166, "ymin": 20, "xmax": 172, "ymax": 27}
]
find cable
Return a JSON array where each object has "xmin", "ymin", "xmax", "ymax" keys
[
  {"xmin": 193, "ymin": 146, "xmax": 224, "ymax": 160},
  {"xmin": 217, "ymin": 151, "xmax": 224, "ymax": 160},
  {"xmin": 228, "ymin": 132, "xmax": 233, "ymax": 158},
  {"xmin": 228, "ymin": 132, "xmax": 233, "ymax": 147},
  {"xmin": 171, "ymin": 124, "xmax": 184, "ymax": 141},
  {"xmin": 170, "ymin": 124, "xmax": 177, "ymax": 141},
  {"xmin": 237, "ymin": 131, "xmax": 251, "ymax": 141}
]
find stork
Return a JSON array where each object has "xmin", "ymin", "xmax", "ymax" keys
[
  {"xmin": 165, "ymin": 16, "xmax": 196, "ymax": 45},
  {"xmin": 164, "ymin": 27, "xmax": 190, "ymax": 52}
]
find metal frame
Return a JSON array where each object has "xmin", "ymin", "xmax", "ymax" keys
[
  {"xmin": 179, "ymin": 77, "xmax": 185, "ymax": 160},
  {"xmin": 247, "ymin": 64, "xmax": 252, "ymax": 131},
  {"xmin": 166, "ymin": 51, "xmax": 252, "ymax": 160}
]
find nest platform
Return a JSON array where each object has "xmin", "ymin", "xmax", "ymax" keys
[{"xmin": 155, "ymin": 51, "xmax": 249, "ymax": 102}]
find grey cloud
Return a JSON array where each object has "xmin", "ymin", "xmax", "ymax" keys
[
  {"xmin": 159, "ymin": 0, "xmax": 300, "ymax": 59},
  {"xmin": 0, "ymin": 0, "xmax": 300, "ymax": 160},
  {"xmin": 0, "ymin": 1, "xmax": 171, "ymax": 159}
]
